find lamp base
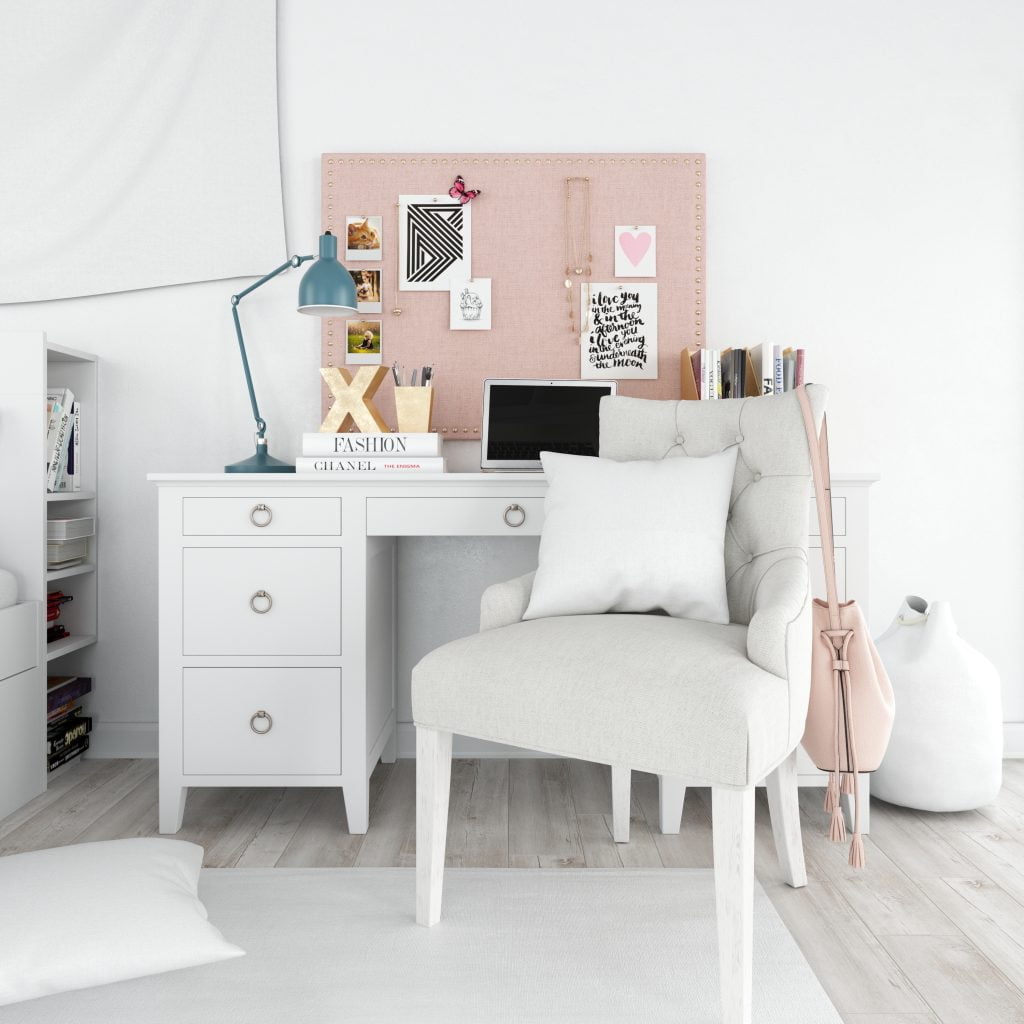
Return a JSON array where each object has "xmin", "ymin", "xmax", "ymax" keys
[{"xmin": 225, "ymin": 442, "xmax": 295, "ymax": 473}]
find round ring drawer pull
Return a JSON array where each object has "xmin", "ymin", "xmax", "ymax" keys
[
  {"xmin": 249, "ymin": 590, "xmax": 273, "ymax": 614},
  {"xmin": 249, "ymin": 503, "xmax": 273, "ymax": 528},
  {"xmin": 503, "ymin": 503, "xmax": 526, "ymax": 528},
  {"xmin": 249, "ymin": 710, "xmax": 273, "ymax": 735}
]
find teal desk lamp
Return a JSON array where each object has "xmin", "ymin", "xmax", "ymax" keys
[{"xmin": 226, "ymin": 231, "xmax": 357, "ymax": 473}]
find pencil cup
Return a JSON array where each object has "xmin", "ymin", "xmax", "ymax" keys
[{"xmin": 394, "ymin": 387, "xmax": 435, "ymax": 433}]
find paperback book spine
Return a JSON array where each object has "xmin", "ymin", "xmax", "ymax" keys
[
  {"xmin": 795, "ymin": 348, "xmax": 806, "ymax": 387},
  {"xmin": 301, "ymin": 433, "xmax": 441, "ymax": 457},
  {"xmin": 757, "ymin": 343, "xmax": 774, "ymax": 396},
  {"xmin": 296, "ymin": 457, "xmax": 446, "ymax": 474},
  {"xmin": 46, "ymin": 393, "xmax": 75, "ymax": 492},
  {"xmin": 48, "ymin": 735, "xmax": 90, "ymax": 772},
  {"xmin": 712, "ymin": 351, "xmax": 722, "ymax": 399},
  {"xmin": 48, "ymin": 716, "xmax": 92, "ymax": 756},
  {"xmin": 699, "ymin": 351, "xmax": 710, "ymax": 400},
  {"xmin": 46, "ymin": 676, "xmax": 92, "ymax": 713},
  {"xmin": 773, "ymin": 346, "xmax": 784, "ymax": 394}
]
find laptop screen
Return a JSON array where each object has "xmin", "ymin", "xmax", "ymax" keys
[{"xmin": 483, "ymin": 381, "xmax": 615, "ymax": 467}]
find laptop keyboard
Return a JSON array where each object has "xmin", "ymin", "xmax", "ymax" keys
[{"xmin": 488, "ymin": 441, "xmax": 597, "ymax": 460}]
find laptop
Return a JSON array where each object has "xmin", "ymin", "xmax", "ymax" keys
[{"xmin": 480, "ymin": 379, "xmax": 617, "ymax": 471}]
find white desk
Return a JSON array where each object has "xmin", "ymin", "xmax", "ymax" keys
[{"xmin": 151, "ymin": 470, "xmax": 878, "ymax": 835}]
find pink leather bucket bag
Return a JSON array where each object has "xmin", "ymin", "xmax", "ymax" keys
[{"xmin": 797, "ymin": 386, "xmax": 895, "ymax": 867}]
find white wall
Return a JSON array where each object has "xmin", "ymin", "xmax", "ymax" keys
[{"xmin": 2, "ymin": 0, "xmax": 1022, "ymax": 750}]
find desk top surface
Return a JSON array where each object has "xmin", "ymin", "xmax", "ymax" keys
[{"xmin": 149, "ymin": 470, "xmax": 881, "ymax": 486}]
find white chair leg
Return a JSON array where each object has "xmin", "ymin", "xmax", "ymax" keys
[
  {"xmin": 416, "ymin": 726, "xmax": 453, "ymax": 927},
  {"xmin": 765, "ymin": 749, "xmax": 807, "ymax": 888},
  {"xmin": 712, "ymin": 785, "xmax": 754, "ymax": 1024},
  {"xmin": 658, "ymin": 774, "xmax": 687, "ymax": 835},
  {"xmin": 611, "ymin": 766, "xmax": 631, "ymax": 843}
]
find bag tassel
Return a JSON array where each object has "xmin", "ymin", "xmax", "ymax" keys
[
  {"xmin": 840, "ymin": 772, "xmax": 855, "ymax": 795},
  {"xmin": 828, "ymin": 803, "xmax": 847, "ymax": 843},
  {"xmin": 849, "ymin": 832, "xmax": 865, "ymax": 868},
  {"xmin": 824, "ymin": 772, "xmax": 839, "ymax": 812}
]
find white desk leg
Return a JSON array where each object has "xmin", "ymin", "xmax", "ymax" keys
[
  {"xmin": 382, "ymin": 727, "xmax": 398, "ymax": 764},
  {"xmin": 842, "ymin": 773, "xmax": 871, "ymax": 835},
  {"xmin": 611, "ymin": 766, "xmax": 631, "ymax": 843},
  {"xmin": 658, "ymin": 775, "xmax": 686, "ymax": 835},
  {"xmin": 159, "ymin": 775, "xmax": 187, "ymax": 834},
  {"xmin": 345, "ymin": 781, "xmax": 370, "ymax": 835}
]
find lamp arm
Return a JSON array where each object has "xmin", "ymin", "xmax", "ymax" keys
[{"xmin": 230, "ymin": 254, "xmax": 315, "ymax": 438}]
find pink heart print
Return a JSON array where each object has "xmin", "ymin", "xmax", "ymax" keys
[{"xmin": 618, "ymin": 231, "xmax": 652, "ymax": 267}]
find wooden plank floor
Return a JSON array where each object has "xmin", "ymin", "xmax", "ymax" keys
[{"xmin": 4, "ymin": 757, "xmax": 1024, "ymax": 1023}]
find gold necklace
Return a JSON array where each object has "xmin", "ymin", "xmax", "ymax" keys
[{"xmin": 564, "ymin": 177, "xmax": 592, "ymax": 336}]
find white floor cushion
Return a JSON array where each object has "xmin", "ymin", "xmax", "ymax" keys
[{"xmin": 0, "ymin": 838, "xmax": 243, "ymax": 1006}]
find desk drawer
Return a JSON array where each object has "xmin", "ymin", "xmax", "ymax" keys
[
  {"xmin": 367, "ymin": 496, "xmax": 546, "ymax": 536},
  {"xmin": 183, "ymin": 497, "xmax": 341, "ymax": 537},
  {"xmin": 182, "ymin": 548, "xmax": 341, "ymax": 656},
  {"xmin": 183, "ymin": 667, "xmax": 341, "ymax": 775}
]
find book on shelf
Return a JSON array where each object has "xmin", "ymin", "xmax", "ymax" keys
[
  {"xmin": 53, "ymin": 402, "xmax": 82, "ymax": 492},
  {"xmin": 302, "ymin": 432, "xmax": 441, "ymax": 457},
  {"xmin": 296, "ymin": 456, "xmax": 446, "ymax": 475},
  {"xmin": 680, "ymin": 347, "xmax": 766, "ymax": 401},
  {"xmin": 46, "ymin": 390, "xmax": 76, "ymax": 492},
  {"xmin": 48, "ymin": 715, "xmax": 92, "ymax": 757},
  {"xmin": 46, "ymin": 675, "xmax": 92, "ymax": 713},
  {"xmin": 48, "ymin": 734, "xmax": 89, "ymax": 772}
]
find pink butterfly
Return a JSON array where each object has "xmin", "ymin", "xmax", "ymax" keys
[{"xmin": 448, "ymin": 175, "xmax": 481, "ymax": 204}]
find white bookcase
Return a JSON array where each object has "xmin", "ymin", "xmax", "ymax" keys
[{"xmin": 0, "ymin": 331, "xmax": 98, "ymax": 819}]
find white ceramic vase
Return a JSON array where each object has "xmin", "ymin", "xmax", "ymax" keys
[{"xmin": 872, "ymin": 596, "xmax": 1002, "ymax": 811}]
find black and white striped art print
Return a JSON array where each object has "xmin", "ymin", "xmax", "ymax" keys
[{"xmin": 398, "ymin": 195, "xmax": 472, "ymax": 291}]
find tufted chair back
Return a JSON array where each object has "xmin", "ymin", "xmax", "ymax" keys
[{"xmin": 599, "ymin": 386, "xmax": 827, "ymax": 626}]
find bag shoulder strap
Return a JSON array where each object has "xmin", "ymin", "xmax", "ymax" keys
[{"xmin": 796, "ymin": 385, "xmax": 842, "ymax": 630}]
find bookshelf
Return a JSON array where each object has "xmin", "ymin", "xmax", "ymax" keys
[{"xmin": 0, "ymin": 332, "xmax": 98, "ymax": 818}]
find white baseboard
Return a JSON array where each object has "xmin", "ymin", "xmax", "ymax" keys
[
  {"xmin": 86, "ymin": 722, "xmax": 158, "ymax": 759},
  {"xmin": 87, "ymin": 719, "xmax": 1024, "ymax": 762}
]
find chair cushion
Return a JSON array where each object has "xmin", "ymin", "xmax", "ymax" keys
[{"xmin": 412, "ymin": 614, "xmax": 791, "ymax": 786}]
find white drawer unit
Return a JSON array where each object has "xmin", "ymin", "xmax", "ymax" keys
[
  {"xmin": 182, "ymin": 547, "xmax": 342, "ymax": 657},
  {"xmin": 183, "ymin": 668, "xmax": 341, "ymax": 776},
  {"xmin": 183, "ymin": 496, "xmax": 341, "ymax": 537},
  {"xmin": 367, "ymin": 496, "xmax": 546, "ymax": 536}
]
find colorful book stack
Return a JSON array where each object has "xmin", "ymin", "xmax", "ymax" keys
[
  {"xmin": 46, "ymin": 675, "xmax": 92, "ymax": 772},
  {"xmin": 46, "ymin": 387, "xmax": 82, "ymax": 492},
  {"xmin": 46, "ymin": 590, "xmax": 73, "ymax": 645},
  {"xmin": 681, "ymin": 344, "xmax": 806, "ymax": 400},
  {"xmin": 296, "ymin": 433, "xmax": 445, "ymax": 475}
]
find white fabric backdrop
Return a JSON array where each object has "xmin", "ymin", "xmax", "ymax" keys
[{"xmin": 0, "ymin": 0, "xmax": 285, "ymax": 302}]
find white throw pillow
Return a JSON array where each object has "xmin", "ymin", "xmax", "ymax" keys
[
  {"xmin": 523, "ymin": 448, "xmax": 738, "ymax": 624},
  {"xmin": 0, "ymin": 838, "xmax": 243, "ymax": 1006}
]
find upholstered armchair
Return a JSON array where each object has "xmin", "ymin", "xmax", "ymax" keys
[{"xmin": 412, "ymin": 386, "xmax": 826, "ymax": 1024}]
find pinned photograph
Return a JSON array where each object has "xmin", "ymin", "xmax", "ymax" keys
[
  {"xmin": 614, "ymin": 225, "xmax": 657, "ymax": 277},
  {"xmin": 346, "ymin": 319, "xmax": 383, "ymax": 364},
  {"xmin": 449, "ymin": 278, "xmax": 491, "ymax": 330},
  {"xmin": 350, "ymin": 268, "xmax": 382, "ymax": 313},
  {"xmin": 345, "ymin": 215, "xmax": 383, "ymax": 260}
]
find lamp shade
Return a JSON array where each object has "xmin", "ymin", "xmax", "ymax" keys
[{"xmin": 297, "ymin": 232, "xmax": 358, "ymax": 315}]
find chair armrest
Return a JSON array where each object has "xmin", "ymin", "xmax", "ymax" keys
[
  {"xmin": 746, "ymin": 557, "xmax": 810, "ymax": 679},
  {"xmin": 479, "ymin": 572, "xmax": 536, "ymax": 632}
]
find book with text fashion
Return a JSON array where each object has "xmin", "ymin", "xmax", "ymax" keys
[
  {"xmin": 46, "ymin": 388, "xmax": 75, "ymax": 491},
  {"xmin": 296, "ymin": 456, "xmax": 447, "ymax": 474},
  {"xmin": 301, "ymin": 432, "xmax": 441, "ymax": 457}
]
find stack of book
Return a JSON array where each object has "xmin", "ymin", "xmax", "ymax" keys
[
  {"xmin": 46, "ymin": 387, "xmax": 82, "ymax": 492},
  {"xmin": 46, "ymin": 590, "xmax": 73, "ymax": 645},
  {"xmin": 681, "ymin": 344, "xmax": 806, "ymax": 400},
  {"xmin": 47, "ymin": 675, "xmax": 92, "ymax": 772},
  {"xmin": 296, "ymin": 433, "xmax": 445, "ymax": 475}
]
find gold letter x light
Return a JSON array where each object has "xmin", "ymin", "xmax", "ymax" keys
[{"xmin": 319, "ymin": 366, "xmax": 389, "ymax": 433}]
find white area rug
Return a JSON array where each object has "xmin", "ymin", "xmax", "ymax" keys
[{"xmin": 7, "ymin": 869, "xmax": 841, "ymax": 1023}]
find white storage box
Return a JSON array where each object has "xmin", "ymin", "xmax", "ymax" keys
[
  {"xmin": 47, "ymin": 538, "xmax": 89, "ymax": 568},
  {"xmin": 47, "ymin": 517, "xmax": 95, "ymax": 541}
]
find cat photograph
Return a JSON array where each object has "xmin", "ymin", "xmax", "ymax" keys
[{"xmin": 345, "ymin": 215, "xmax": 383, "ymax": 260}]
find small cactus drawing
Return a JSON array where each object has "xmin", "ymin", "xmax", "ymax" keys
[{"xmin": 459, "ymin": 288, "xmax": 483, "ymax": 321}]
